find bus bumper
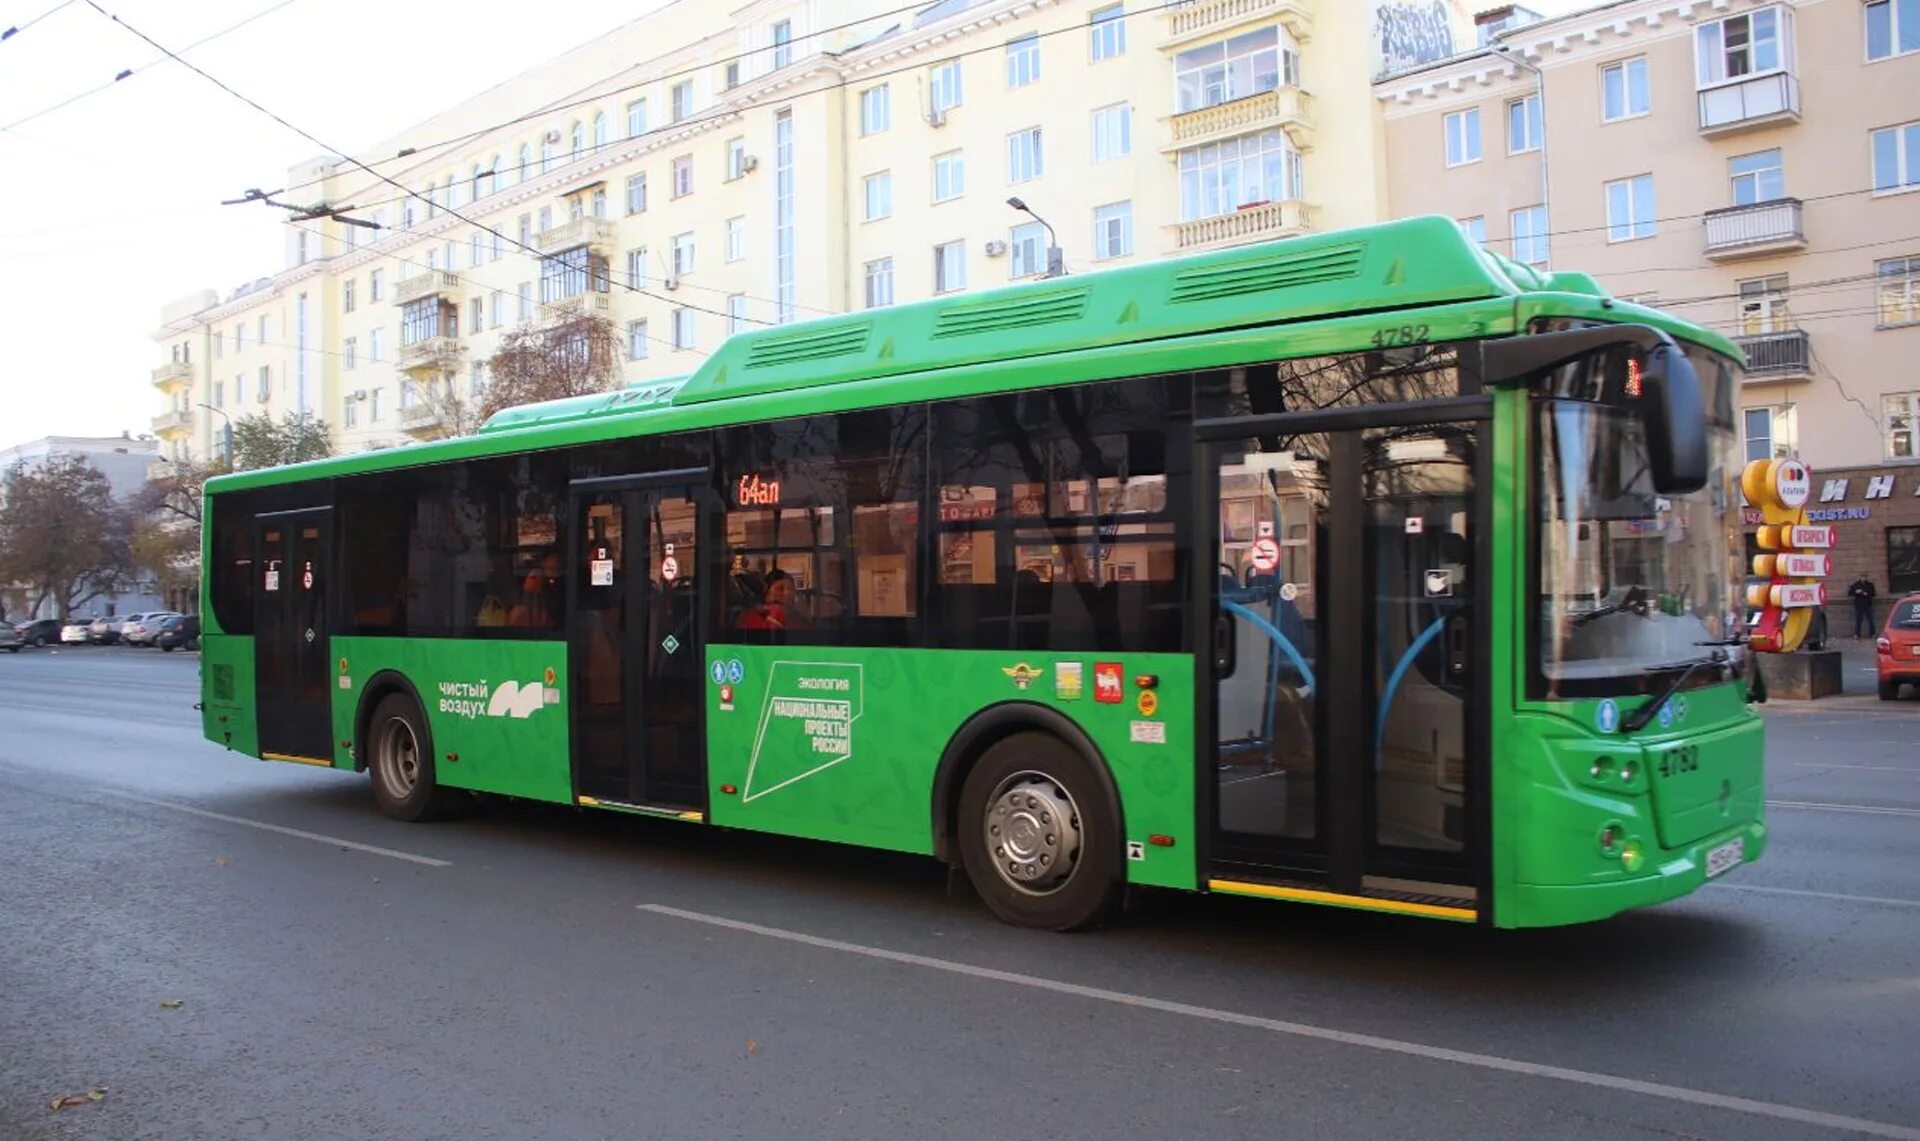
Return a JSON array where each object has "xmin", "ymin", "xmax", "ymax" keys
[{"xmin": 1505, "ymin": 818, "xmax": 1768, "ymax": 927}]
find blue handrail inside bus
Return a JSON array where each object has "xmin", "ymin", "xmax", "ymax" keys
[
  {"xmin": 1222, "ymin": 599, "xmax": 1314, "ymax": 696},
  {"xmin": 1374, "ymin": 615, "xmax": 1447, "ymax": 772}
]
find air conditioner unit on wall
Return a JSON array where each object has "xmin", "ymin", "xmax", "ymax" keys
[
  {"xmin": 984, "ymin": 240, "xmax": 1007, "ymax": 257},
  {"xmin": 740, "ymin": 154, "xmax": 759, "ymax": 173},
  {"xmin": 928, "ymin": 108, "xmax": 947, "ymax": 128}
]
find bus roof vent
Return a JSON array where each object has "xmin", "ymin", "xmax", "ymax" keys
[
  {"xmin": 742, "ymin": 324, "xmax": 872, "ymax": 369},
  {"xmin": 1169, "ymin": 244, "xmax": 1365, "ymax": 305},
  {"xmin": 931, "ymin": 288, "xmax": 1088, "ymax": 339}
]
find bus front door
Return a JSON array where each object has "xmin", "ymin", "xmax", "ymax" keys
[
  {"xmin": 569, "ymin": 475, "xmax": 709, "ymax": 812},
  {"xmin": 253, "ymin": 507, "xmax": 334, "ymax": 765},
  {"xmin": 1204, "ymin": 415, "xmax": 1487, "ymax": 912}
]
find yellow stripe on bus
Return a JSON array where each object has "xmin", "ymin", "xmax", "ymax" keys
[
  {"xmin": 262, "ymin": 752, "xmax": 334, "ymax": 767},
  {"xmin": 1207, "ymin": 879, "xmax": 1478, "ymax": 922}
]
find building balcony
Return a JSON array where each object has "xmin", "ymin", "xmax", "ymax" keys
[
  {"xmin": 533, "ymin": 218, "xmax": 617, "ymax": 256},
  {"xmin": 1161, "ymin": 0, "xmax": 1311, "ymax": 50},
  {"xmin": 151, "ymin": 409, "xmax": 190, "ymax": 437},
  {"xmin": 543, "ymin": 291, "xmax": 613, "ymax": 320},
  {"xmin": 394, "ymin": 270, "xmax": 463, "ymax": 306},
  {"xmin": 150, "ymin": 361, "xmax": 192, "ymax": 391},
  {"xmin": 1697, "ymin": 72, "xmax": 1800, "ymax": 136},
  {"xmin": 398, "ymin": 403, "xmax": 447, "ymax": 438},
  {"xmin": 1735, "ymin": 329, "xmax": 1811, "ymax": 383},
  {"xmin": 396, "ymin": 335, "xmax": 460, "ymax": 375},
  {"xmin": 1166, "ymin": 87, "xmax": 1313, "ymax": 152},
  {"xmin": 1171, "ymin": 199, "xmax": 1309, "ymax": 252},
  {"xmin": 1704, "ymin": 198, "xmax": 1806, "ymax": 260}
]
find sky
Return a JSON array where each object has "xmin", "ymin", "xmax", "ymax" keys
[{"xmin": 0, "ymin": 0, "xmax": 1588, "ymax": 448}]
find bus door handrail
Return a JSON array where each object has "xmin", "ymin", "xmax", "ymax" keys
[{"xmin": 1221, "ymin": 599, "xmax": 1314, "ymax": 697}]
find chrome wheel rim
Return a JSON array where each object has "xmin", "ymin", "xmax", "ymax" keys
[
  {"xmin": 983, "ymin": 770, "xmax": 1083, "ymax": 896},
  {"xmin": 376, "ymin": 716, "xmax": 420, "ymax": 798}
]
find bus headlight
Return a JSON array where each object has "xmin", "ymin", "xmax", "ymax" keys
[{"xmin": 1620, "ymin": 838, "xmax": 1646, "ymax": 872}]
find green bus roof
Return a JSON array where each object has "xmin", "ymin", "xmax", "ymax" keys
[{"xmin": 209, "ymin": 215, "xmax": 1736, "ymax": 495}]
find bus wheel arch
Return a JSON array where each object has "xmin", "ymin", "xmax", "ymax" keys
[
  {"xmin": 353, "ymin": 671, "xmax": 429, "ymax": 774},
  {"xmin": 933, "ymin": 704, "xmax": 1127, "ymax": 930},
  {"xmin": 355, "ymin": 672, "xmax": 463, "ymax": 822}
]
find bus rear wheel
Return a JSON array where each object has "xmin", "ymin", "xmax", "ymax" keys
[
  {"xmin": 367, "ymin": 692, "xmax": 459, "ymax": 822},
  {"xmin": 957, "ymin": 732, "xmax": 1122, "ymax": 931}
]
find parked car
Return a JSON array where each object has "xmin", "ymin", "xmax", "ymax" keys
[
  {"xmin": 14, "ymin": 618, "xmax": 61, "ymax": 647},
  {"xmin": 87, "ymin": 615, "xmax": 119, "ymax": 644},
  {"xmin": 155, "ymin": 614, "xmax": 200, "ymax": 652},
  {"xmin": 60, "ymin": 620, "xmax": 90, "ymax": 644},
  {"xmin": 1875, "ymin": 594, "xmax": 1920, "ymax": 699},
  {"xmin": 121, "ymin": 612, "xmax": 181, "ymax": 646},
  {"xmin": 0, "ymin": 623, "xmax": 20, "ymax": 653}
]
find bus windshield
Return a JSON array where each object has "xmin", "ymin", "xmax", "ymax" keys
[{"xmin": 1535, "ymin": 349, "xmax": 1745, "ymax": 697}]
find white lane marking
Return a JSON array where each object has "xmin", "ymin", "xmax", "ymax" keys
[
  {"xmin": 1767, "ymin": 799, "xmax": 1920, "ymax": 818},
  {"xmin": 101, "ymin": 792, "xmax": 451, "ymax": 867},
  {"xmin": 1714, "ymin": 883, "xmax": 1920, "ymax": 910},
  {"xmin": 637, "ymin": 904, "xmax": 1920, "ymax": 1141}
]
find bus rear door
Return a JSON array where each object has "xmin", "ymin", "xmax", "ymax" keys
[{"xmin": 254, "ymin": 506, "xmax": 335, "ymax": 765}]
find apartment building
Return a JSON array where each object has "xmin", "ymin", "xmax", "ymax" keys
[
  {"xmin": 1376, "ymin": 0, "xmax": 1920, "ymax": 603},
  {"xmin": 152, "ymin": 0, "xmax": 1425, "ymax": 465}
]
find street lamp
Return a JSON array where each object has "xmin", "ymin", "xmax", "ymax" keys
[
  {"xmin": 1494, "ymin": 44, "xmax": 1550, "ymax": 238},
  {"xmin": 198, "ymin": 402, "xmax": 234, "ymax": 469},
  {"xmin": 1006, "ymin": 196, "xmax": 1065, "ymax": 279}
]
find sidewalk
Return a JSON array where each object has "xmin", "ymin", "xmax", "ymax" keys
[{"xmin": 1762, "ymin": 638, "xmax": 1890, "ymax": 710}]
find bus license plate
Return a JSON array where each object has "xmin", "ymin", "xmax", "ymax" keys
[{"xmin": 1705, "ymin": 837, "xmax": 1744, "ymax": 878}]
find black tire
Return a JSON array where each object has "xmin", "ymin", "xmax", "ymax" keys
[
  {"xmin": 5, "ymin": 646, "xmax": 17, "ymax": 653},
  {"xmin": 1880, "ymin": 680, "xmax": 1900, "ymax": 701},
  {"xmin": 366, "ymin": 691, "xmax": 461, "ymax": 822},
  {"xmin": 161, "ymin": 643, "xmax": 175, "ymax": 653},
  {"xmin": 31, "ymin": 635, "xmax": 45, "ymax": 648},
  {"xmin": 956, "ymin": 732, "xmax": 1123, "ymax": 931}
]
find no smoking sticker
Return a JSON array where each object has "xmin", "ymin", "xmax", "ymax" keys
[{"xmin": 1249, "ymin": 537, "xmax": 1281, "ymax": 573}]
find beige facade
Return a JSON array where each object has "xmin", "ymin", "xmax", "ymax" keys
[
  {"xmin": 1375, "ymin": 0, "xmax": 1920, "ymax": 475},
  {"xmin": 154, "ymin": 0, "xmax": 1404, "ymax": 463}
]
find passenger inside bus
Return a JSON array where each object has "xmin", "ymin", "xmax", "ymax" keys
[
  {"xmin": 509, "ymin": 549, "xmax": 563, "ymax": 628},
  {"xmin": 738, "ymin": 568, "xmax": 800, "ymax": 630}
]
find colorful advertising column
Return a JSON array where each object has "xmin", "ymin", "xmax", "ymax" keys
[{"xmin": 1742, "ymin": 458, "xmax": 1834, "ymax": 653}]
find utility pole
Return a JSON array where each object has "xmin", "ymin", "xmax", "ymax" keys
[
  {"xmin": 1495, "ymin": 44, "xmax": 1550, "ymax": 251},
  {"xmin": 1007, "ymin": 196, "xmax": 1065, "ymax": 278}
]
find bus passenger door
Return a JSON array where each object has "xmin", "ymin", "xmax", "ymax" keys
[
  {"xmin": 1204, "ymin": 416, "xmax": 1486, "ymax": 910},
  {"xmin": 253, "ymin": 507, "xmax": 334, "ymax": 765},
  {"xmin": 569, "ymin": 472, "xmax": 710, "ymax": 812}
]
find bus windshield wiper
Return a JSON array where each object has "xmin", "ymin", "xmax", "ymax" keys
[{"xmin": 1621, "ymin": 650, "xmax": 1728, "ymax": 734}]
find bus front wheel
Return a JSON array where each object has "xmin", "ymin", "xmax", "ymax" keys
[
  {"xmin": 957, "ymin": 732, "xmax": 1122, "ymax": 931},
  {"xmin": 367, "ymin": 692, "xmax": 459, "ymax": 822}
]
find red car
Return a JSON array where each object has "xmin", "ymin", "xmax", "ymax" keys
[{"xmin": 1875, "ymin": 594, "xmax": 1920, "ymax": 699}]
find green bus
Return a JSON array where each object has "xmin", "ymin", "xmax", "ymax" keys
[{"xmin": 198, "ymin": 216, "xmax": 1764, "ymax": 930}]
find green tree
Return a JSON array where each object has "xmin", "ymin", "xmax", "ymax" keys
[
  {"xmin": 0, "ymin": 455, "xmax": 131, "ymax": 619},
  {"xmin": 230, "ymin": 412, "xmax": 333, "ymax": 470}
]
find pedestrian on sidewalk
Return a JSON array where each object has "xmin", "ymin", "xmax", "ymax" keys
[{"xmin": 1849, "ymin": 575, "xmax": 1877, "ymax": 638}]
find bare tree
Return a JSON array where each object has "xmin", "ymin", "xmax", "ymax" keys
[
  {"xmin": 130, "ymin": 459, "xmax": 223, "ymax": 612},
  {"xmin": 230, "ymin": 412, "xmax": 334, "ymax": 470},
  {"xmin": 0, "ymin": 456, "xmax": 132, "ymax": 619},
  {"xmin": 481, "ymin": 312, "xmax": 620, "ymax": 423}
]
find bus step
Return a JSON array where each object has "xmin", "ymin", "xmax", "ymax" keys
[{"xmin": 575, "ymin": 796, "xmax": 705, "ymax": 823}]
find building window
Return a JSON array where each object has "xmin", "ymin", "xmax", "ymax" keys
[
  {"xmin": 258, "ymin": 315, "xmax": 270, "ymax": 343},
  {"xmin": 1730, "ymin": 148, "xmax": 1785, "ymax": 204},
  {"xmin": 1009, "ymin": 221, "xmax": 1046, "ymax": 278},
  {"xmin": 1177, "ymin": 130, "xmax": 1304, "ymax": 220},
  {"xmin": 672, "ymin": 154, "xmax": 693, "ymax": 197},
  {"xmin": 1737, "ymin": 275, "xmax": 1790, "ymax": 335},
  {"xmin": 1007, "ymin": 34, "xmax": 1040, "ymax": 87},
  {"xmin": 1091, "ymin": 103, "xmax": 1131, "ymax": 162},
  {"xmin": 1602, "ymin": 56, "xmax": 1650, "ymax": 120},
  {"xmin": 627, "ymin": 98, "xmax": 648, "ymax": 138},
  {"xmin": 672, "ymin": 308, "xmax": 697, "ymax": 350},
  {"xmin": 470, "ymin": 297, "xmax": 485, "ymax": 336},
  {"xmin": 671, "ymin": 80, "xmax": 693, "ymax": 122},
  {"xmin": 626, "ymin": 247, "xmax": 648, "ymax": 288},
  {"xmin": 1511, "ymin": 204, "xmax": 1550, "ymax": 266},
  {"xmin": 234, "ymin": 322, "xmax": 245, "ymax": 349},
  {"xmin": 1887, "ymin": 392, "xmax": 1920, "ymax": 458},
  {"xmin": 369, "ymin": 328, "xmax": 384, "ymax": 362},
  {"xmin": 516, "ymin": 144, "xmax": 531, "ymax": 184},
  {"xmin": 519, "ymin": 214, "xmax": 532, "ymax": 246},
  {"xmin": 470, "ymin": 231, "xmax": 485, "ymax": 267},
  {"xmin": 343, "ymin": 392, "xmax": 357, "ymax": 428},
  {"xmin": 864, "ymin": 171, "xmax": 893, "ymax": 221},
  {"xmin": 1007, "ymin": 127, "xmax": 1043, "ymax": 183},
  {"xmin": 342, "ymin": 279, "xmax": 356, "ymax": 313},
  {"xmin": 772, "ymin": 19, "xmax": 792, "ymax": 68},
  {"xmin": 1507, "ymin": 94, "xmax": 1543, "ymax": 154},
  {"xmin": 470, "ymin": 361, "xmax": 488, "ymax": 398},
  {"xmin": 725, "ymin": 60, "xmax": 741, "ymax": 90},
  {"xmin": 1093, "ymin": 201, "xmax": 1133, "ymax": 260},
  {"xmin": 860, "ymin": 85, "xmax": 890, "ymax": 135},
  {"xmin": 567, "ymin": 196, "xmax": 584, "ymax": 225},
  {"xmin": 370, "ymin": 388, "xmax": 383, "ymax": 421},
  {"xmin": 932, "ymin": 150, "xmax": 965, "ymax": 202},
  {"xmin": 517, "ymin": 282, "xmax": 533, "ymax": 321},
  {"xmin": 592, "ymin": 112, "xmax": 608, "ymax": 150},
  {"xmin": 1743, "ymin": 406, "xmax": 1783, "ymax": 462},
  {"xmin": 1444, "ymin": 107, "xmax": 1481, "ymax": 166},
  {"xmin": 1174, "ymin": 27, "xmax": 1295, "ymax": 113},
  {"xmin": 930, "ymin": 60, "xmax": 963, "ymax": 115},
  {"xmin": 1868, "ymin": 0, "xmax": 1920, "ymax": 61},
  {"xmin": 491, "ymin": 231, "xmax": 503, "ymax": 261},
  {"xmin": 1889, "ymin": 527, "xmax": 1920, "ymax": 594},
  {"xmin": 1872, "ymin": 121, "xmax": 1920, "ymax": 193},
  {"xmin": 402, "ymin": 298, "xmax": 443, "ymax": 345},
  {"xmin": 1459, "ymin": 215, "xmax": 1486, "ymax": 245},
  {"xmin": 1697, "ymin": 8, "xmax": 1789, "ymax": 86},
  {"xmin": 569, "ymin": 121, "xmax": 585, "ymax": 164},
  {"xmin": 539, "ymin": 246, "xmax": 606, "ymax": 304},
  {"xmin": 726, "ymin": 217, "xmax": 746, "ymax": 262},
  {"xmin": 671, "ymin": 232, "xmax": 695, "ymax": 277},
  {"xmin": 864, "ymin": 258, "xmax": 894, "ymax": 308},
  {"xmin": 629, "ymin": 319, "xmax": 649, "ymax": 360},
  {"xmin": 490, "ymin": 290, "xmax": 504, "ymax": 327},
  {"xmin": 728, "ymin": 294, "xmax": 749, "ymax": 334},
  {"xmin": 726, "ymin": 137, "xmax": 747, "ymax": 180},
  {"xmin": 935, "ymin": 240, "xmax": 966, "ymax": 293},
  {"xmin": 342, "ymin": 337, "xmax": 357, "ymax": 371},
  {"xmin": 1090, "ymin": 4, "xmax": 1125, "ymax": 61},
  {"xmin": 257, "ymin": 366, "xmax": 271, "ymax": 402},
  {"xmin": 1605, "ymin": 174, "xmax": 1656, "ymax": 242},
  {"xmin": 591, "ymin": 188, "xmax": 608, "ymax": 219},
  {"xmin": 627, "ymin": 172, "xmax": 647, "ymax": 214},
  {"xmin": 1880, "ymin": 255, "xmax": 1920, "ymax": 326}
]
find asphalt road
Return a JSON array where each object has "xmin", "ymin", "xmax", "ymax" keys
[{"xmin": 2, "ymin": 648, "xmax": 1917, "ymax": 1141}]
